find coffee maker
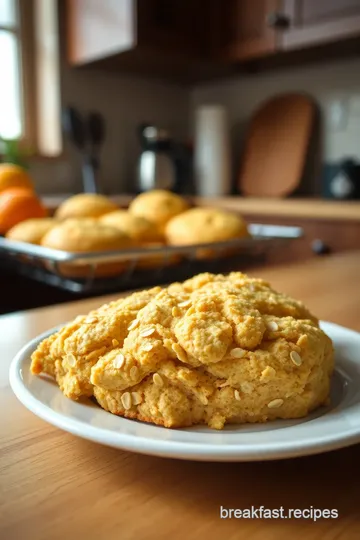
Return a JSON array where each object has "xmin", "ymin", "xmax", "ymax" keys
[{"xmin": 137, "ymin": 124, "xmax": 192, "ymax": 194}]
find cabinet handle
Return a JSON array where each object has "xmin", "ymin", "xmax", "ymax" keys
[
  {"xmin": 311, "ymin": 239, "xmax": 332, "ymax": 256},
  {"xmin": 267, "ymin": 12, "xmax": 290, "ymax": 29}
]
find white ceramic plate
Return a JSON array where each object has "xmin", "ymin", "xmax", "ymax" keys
[{"xmin": 9, "ymin": 321, "xmax": 360, "ymax": 462}]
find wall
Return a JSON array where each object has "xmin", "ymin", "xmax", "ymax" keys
[
  {"xmin": 31, "ymin": 7, "xmax": 190, "ymax": 195},
  {"xmin": 32, "ymin": 45, "xmax": 360, "ymax": 196},
  {"xmin": 191, "ymin": 57, "xmax": 360, "ymax": 192}
]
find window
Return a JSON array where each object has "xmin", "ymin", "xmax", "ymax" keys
[
  {"xmin": 0, "ymin": 0, "xmax": 61, "ymax": 156},
  {"xmin": 0, "ymin": 0, "xmax": 23, "ymax": 139}
]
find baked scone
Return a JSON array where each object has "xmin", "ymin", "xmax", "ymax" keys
[
  {"xmin": 99, "ymin": 211, "xmax": 177, "ymax": 269},
  {"xmin": 41, "ymin": 219, "xmax": 132, "ymax": 252},
  {"xmin": 31, "ymin": 272, "xmax": 334, "ymax": 430},
  {"xmin": 55, "ymin": 194, "xmax": 118, "ymax": 220},
  {"xmin": 129, "ymin": 190, "xmax": 189, "ymax": 232},
  {"xmin": 6, "ymin": 218, "xmax": 57, "ymax": 244},
  {"xmin": 99, "ymin": 210, "xmax": 163, "ymax": 243},
  {"xmin": 41, "ymin": 219, "xmax": 133, "ymax": 277},
  {"xmin": 165, "ymin": 207, "xmax": 249, "ymax": 245}
]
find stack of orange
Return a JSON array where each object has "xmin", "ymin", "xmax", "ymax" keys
[{"xmin": 0, "ymin": 164, "xmax": 47, "ymax": 235}]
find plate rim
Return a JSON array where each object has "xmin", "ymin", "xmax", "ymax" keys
[{"xmin": 9, "ymin": 321, "xmax": 360, "ymax": 462}]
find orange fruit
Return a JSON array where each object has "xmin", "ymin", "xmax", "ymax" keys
[
  {"xmin": 0, "ymin": 188, "xmax": 47, "ymax": 234},
  {"xmin": 0, "ymin": 164, "xmax": 34, "ymax": 194}
]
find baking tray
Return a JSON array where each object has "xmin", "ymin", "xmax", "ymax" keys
[{"xmin": 0, "ymin": 224, "xmax": 302, "ymax": 294}]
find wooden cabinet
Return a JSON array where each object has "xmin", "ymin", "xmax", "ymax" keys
[
  {"xmin": 67, "ymin": 0, "xmax": 135, "ymax": 64},
  {"xmin": 68, "ymin": 0, "xmax": 210, "ymax": 65},
  {"xmin": 242, "ymin": 213, "xmax": 360, "ymax": 266},
  {"xmin": 280, "ymin": 0, "xmax": 360, "ymax": 50},
  {"xmin": 216, "ymin": 0, "xmax": 360, "ymax": 63},
  {"xmin": 136, "ymin": 0, "xmax": 208, "ymax": 56},
  {"xmin": 66, "ymin": 0, "xmax": 360, "ymax": 81},
  {"xmin": 66, "ymin": 0, "xmax": 231, "ymax": 83},
  {"xmin": 215, "ymin": 0, "xmax": 281, "ymax": 61}
]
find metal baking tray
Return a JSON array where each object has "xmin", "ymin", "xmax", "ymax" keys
[{"xmin": 0, "ymin": 224, "xmax": 302, "ymax": 294}]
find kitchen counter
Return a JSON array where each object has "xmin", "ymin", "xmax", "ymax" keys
[
  {"xmin": 42, "ymin": 194, "xmax": 360, "ymax": 222},
  {"xmin": 2, "ymin": 251, "xmax": 360, "ymax": 540},
  {"xmin": 193, "ymin": 196, "xmax": 360, "ymax": 222}
]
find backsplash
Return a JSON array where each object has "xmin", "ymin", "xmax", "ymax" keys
[
  {"xmin": 30, "ymin": 30, "xmax": 189, "ymax": 195},
  {"xmin": 191, "ymin": 57, "xmax": 360, "ymax": 192},
  {"xmin": 31, "ymin": 53, "xmax": 360, "ymax": 196}
]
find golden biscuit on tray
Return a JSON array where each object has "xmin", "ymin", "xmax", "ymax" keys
[
  {"xmin": 30, "ymin": 272, "xmax": 333, "ymax": 430},
  {"xmin": 99, "ymin": 212, "xmax": 179, "ymax": 269},
  {"xmin": 99, "ymin": 210, "xmax": 163, "ymax": 243},
  {"xmin": 55, "ymin": 193, "xmax": 118, "ymax": 220},
  {"xmin": 41, "ymin": 219, "xmax": 133, "ymax": 277},
  {"xmin": 6, "ymin": 218, "xmax": 57, "ymax": 245},
  {"xmin": 129, "ymin": 190, "xmax": 189, "ymax": 233},
  {"xmin": 165, "ymin": 207, "xmax": 249, "ymax": 259},
  {"xmin": 165, "ymin": 207, "xmax": 249, "ymax": 246}
]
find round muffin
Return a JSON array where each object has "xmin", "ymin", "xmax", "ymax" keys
[
  {"xmin": 99, "ymin": 211, "xmax": 177, "ymax": 269},
  {"xmin": 41, "ymin": 219, "xmax": 133, "ymax": 277},
  {"xmin": 61, "ymin": 217, "xmax": 99, "ymax": 227},
  {"xmin": 55, "ymin": 194, "xmax": 118, "ymax": 220},
  {"xmin": 165, "ymin": 207, "xmax": 249, "ymax": 245},
  {"xmin": 41, "ymin": 219, "xmax": 132, "ymax": 252},
  {"xmin": 99, "ymin": 210, "xmax": 163, "ymax": 243},
  {"xmin": 129, "ymin": 190, "xmax": 189, "ymax": 232},
  {"xmin": 31, "ymin": 272, "xmax": 334, "ymax": 430},
  {"xmin": 6, "ymin": 218, "xmax": 56, "ymax": 244}
]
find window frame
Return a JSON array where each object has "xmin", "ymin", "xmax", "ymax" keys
[
  {"xmin": 1, "ymin": 0, "xmax": 62, "ymax": 158},
  {"xmin": 0, "ymin": 0, "xmax": 28, "ymax": 143},
  {"xmin": 19, "ymin": 0, "xmax": 37, "ymax": 149}
]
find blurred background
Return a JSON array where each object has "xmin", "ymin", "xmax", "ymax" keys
[
  {"xmin": 1, "ymin": 0, "xmax": 360, "ymax": 196},
  {"xmin": 1, "ymin": 0, "xmax": 360, "ymax": 312}
]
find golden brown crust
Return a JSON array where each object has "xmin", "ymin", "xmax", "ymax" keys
[
  {"xmin": 55, "ymin": 194, "xmax": 118, "ymax": 220},
  {"xmin": 99, "ymin": 210, "xmax": 163, "ymax": 243},
  {"xmin": 41, "ymin": 220, "xmax": 133, "ymax": 253},
  {"xmin": 129, "ymin": 190, "xmax": 189, "ymax": 232},
  {"xmin": 165, "ymin": 207, "xmax": 249, "ymax": 246},
  {"xmin": 6, "ymin": 218, "xmax": 57, "ymax": 244},
  {"xmin": 30, "ymin": 272, "xmax": 333, "ymax": 430},
  {"xmin": 40, "ymin": 219, "xmax": 134, "ymax": 277}
]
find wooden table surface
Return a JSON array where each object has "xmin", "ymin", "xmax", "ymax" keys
[{"xmin": 1, "ymin": 251, "xmax": 360, "ymax": 540}]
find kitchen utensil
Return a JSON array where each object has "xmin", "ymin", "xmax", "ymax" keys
[
  {"xmin": 194, "ymin": 105, "xmax": 231, "ymax": 197},
  {"xmin": 62, "ymin": 106, "xmax": 105, "ymax": 194},
  {"xmin": 83, "ymin": 111, "xmax": 105, "ymax": 194},
  {"xmin": 62, "ymin": 106, "xmax": 85, "ymax": 149},
  {"xmin": 238, "ymin": 93, "xmax": 315, "ymax": 197},
  {"xmin": 137, "ymin": 124, "xmax": 190, "ymax": 193}
]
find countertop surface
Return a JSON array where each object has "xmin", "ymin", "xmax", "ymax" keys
[
  {"xmin": 193, "ymin": 196, "xmax": 360, "ymax": 221},
  {"xmin": 1, "ymin": 251, "xmax": 360, "ymax": 540},
  {"xmin": 42, "ymin": 194, "xmax": 360, "ymax": 222}
]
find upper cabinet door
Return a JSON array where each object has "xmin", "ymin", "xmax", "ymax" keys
[
  {"xmin": 136, "ymin": 0, "xmax": 208, "ymax": 56},
  {"xmin": 218, "ymin": 0, "xmax": 281, "ymax": 61},
  {"xmin": 67, "ymin": 0, "xmax": 136, "ymax": 65},
  {"xmin": 281, "ymin": 0, "xmax": 360, "ymax": 49}
]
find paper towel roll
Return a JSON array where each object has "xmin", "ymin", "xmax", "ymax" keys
[{"xmin": 194, "ymin": 105, "xmax": 231, "ymax": 197}]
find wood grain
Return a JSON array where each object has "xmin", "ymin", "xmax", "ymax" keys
[
  {"xmin": 238, "ymin": 93, "xmax": 315, "ymax": 197},
  {"xmin": 193, "ymin": 196, "xmax": 360, "ymax": 221},
  {"xmin": 238, "ymin": 213, "xmax": 360, "ymax": 263},
  {"xmin": 1, "ymin": 252, "xmax": 360, "ymax": 540},
  {"xmin": 218, "ymin": 0, "xmax": 280, "ymax": 60}
]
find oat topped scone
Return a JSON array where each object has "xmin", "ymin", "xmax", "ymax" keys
[{"xmin": 31, "ymin": 272, "xmax": 334, "ymax": 430}]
